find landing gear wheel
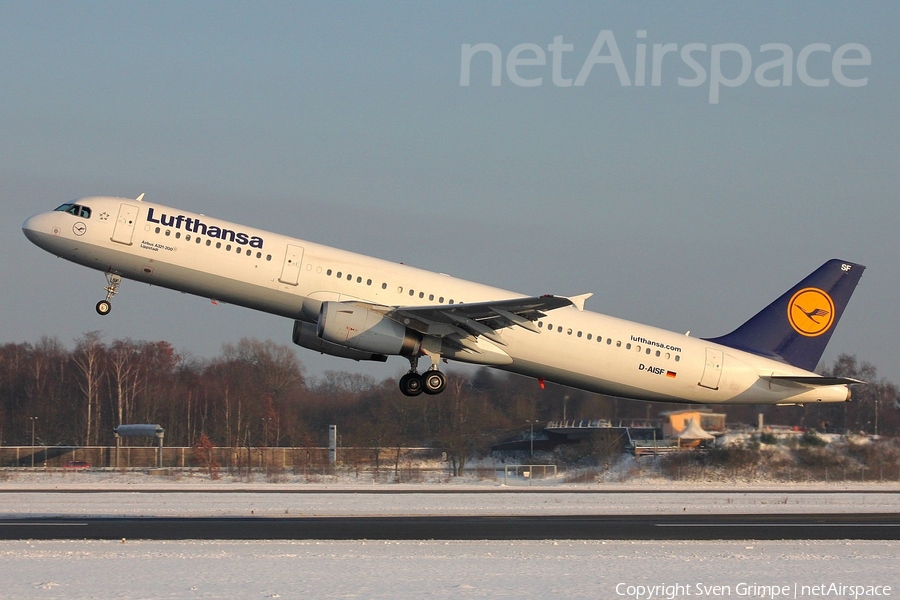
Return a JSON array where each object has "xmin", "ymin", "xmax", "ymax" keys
[
  {"xmin": 97, "ymin": 272, "xmax": 122, "ymax": 316},
  {"xmin": 399, "ymin": 372, "xmax": 423, "ymax": 397},
  {"xmin": 422, "ymin": 370, "xmax": 447, "ymax": 395}
]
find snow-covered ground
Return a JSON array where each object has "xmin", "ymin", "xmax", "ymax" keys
[
  {"xmin": 2, "ymin": 470, "xmax": 900, "ymax": 517},
  {"xmin": 1, "ymin": 539, "xmax": 897, "ymax": 599},
  {"xmin": 1, "ymin": 472, "xmax": 898, "ymax": 598}
]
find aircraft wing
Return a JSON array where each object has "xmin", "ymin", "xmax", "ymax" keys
[{"xmin": 385, "ymin": 294, "xmax": 575, "ymax": 346}]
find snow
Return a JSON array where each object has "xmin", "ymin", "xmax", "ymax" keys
[
  {"xmin": 1, "ymin": 472, "xmax": 899, "ymax": 598},
  {"xmin": 1, "ymin": 540, "xmax": 897, "ymax": 599}
]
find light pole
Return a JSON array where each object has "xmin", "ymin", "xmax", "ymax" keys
[
  {"xmin": 29, "ymin": 417, "xmax": 38, "ymax": 468},
  {"xmin": 261, "ymin": 417, "xmax": 271, "ymax": 470},
  {"xmin": 526, "ymin": 420, "xmax": 538, "ymax": 457}
]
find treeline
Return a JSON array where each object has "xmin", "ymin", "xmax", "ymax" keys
[{"xmin": 1, "ymin": 333, "xmax": 898, "ymax": 465}]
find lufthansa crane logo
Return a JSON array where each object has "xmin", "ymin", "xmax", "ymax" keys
[{"xmin": 787, "ymin": 287, "xmax": 835, "ymax": 337}]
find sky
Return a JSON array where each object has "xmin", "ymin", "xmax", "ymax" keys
[{"xmin": 2, "ymin": 1, "xmax": 898, "ymax": 385}]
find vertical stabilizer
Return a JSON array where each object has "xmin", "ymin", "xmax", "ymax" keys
[{"xmin": 704, "ymin": 259, "xmax": 865, "ymax": 371}]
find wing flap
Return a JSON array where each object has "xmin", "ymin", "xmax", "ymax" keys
[{"xmin": 388, "ymin": 294, "xmax": 573, "ymax": 338}]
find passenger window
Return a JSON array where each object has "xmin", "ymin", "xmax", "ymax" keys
[
  {"xmin": 626, "ymin": 343, "xmax": 632, "ymax": 350},
  {"xmin": 567, "ymin": 328, "xmax": 572, "ymax": 335},
  {"xmin": 586, "ymin": 333, "xmax": 591, "ymax": 340},
  {"xmin": 409, "ymin": 289, "xmax": 415, "ymax": 296},
  {"xmin": 336, "ymin": 272, "xmax": 342, "ymax": 278},
  {"xmin": 438, "ymin": 297, "xmax": 444, "ymax": 303},
  {"xmin": 367, "ymin": 279, "xmax": 372, "ymax": 285},
  {"xmin": 675, "ymin": 355, "xmax": 680, "ymax": 362},
  {"xmin": 557, "ymin": 326, "xmax": 562, "ymax": 333},
  {"xmin": 347, "ymin": 274, "xmax": 352, "ymax": 281},
  {"xmin": 449, "ymin": 300, "xmax": 454, "ymax": 305},
  {"xmin": 429, "ymin": 294, "xmax": 434, "ymax": 301},
  {"xmin": 175, "ymin": 232, "xmax": 181, "ymax": 239},
  {"xmin": 357, "ymin": 277, "xmax": 362, "ymax": 283},
  {"xmin": 577, "ymin": 331, "xmax": 582, "ymax": 338},
  {"xmin": 216, "ymin": 242, "xmax": 221, "ymax": 248},
  {"xmin": 382, "ymin": 283, "xmax": 387, "ymax": 289},
  {"xmin": 419, "ymin": 292, "xmax": 424, "ymax": 298},
  {"xmin": 616, "ymin": 341, "xmax": 622, "ymax": 347}
]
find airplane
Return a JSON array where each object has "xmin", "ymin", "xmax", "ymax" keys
[{"xmin": 22, "ymin": 195, "xmax": 866, "ymax": 405}]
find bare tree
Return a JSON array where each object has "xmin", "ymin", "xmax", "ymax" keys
[{"xmin": 72, "ymin": 332, "xmax": 106, "ymax": 445}]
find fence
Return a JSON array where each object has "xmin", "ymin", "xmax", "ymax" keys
[
  {"xmin": 0, "ymin": 445, "xmax": 443, "ymax": 473},
  {"xmin": 501, "ymin": 464, "xmax": 559, "ymax": 485}
]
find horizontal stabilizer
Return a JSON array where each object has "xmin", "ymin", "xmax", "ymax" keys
[{"xmin": 762, "ymin": 375, "xmax": 865, "ymax": 388}]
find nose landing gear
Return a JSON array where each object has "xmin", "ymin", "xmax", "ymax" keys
[{"xmin": 96, "ymin": 272, "xmax": 122, "ymax": 316}]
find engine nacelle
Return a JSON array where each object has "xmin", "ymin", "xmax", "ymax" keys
[
  {"xmin": 317, "ymin": 302, "xmax": 422, "ymax": 357},
  {"xmin": 292, "ymin": 320, "xmax": 387, "ymax": 362}
]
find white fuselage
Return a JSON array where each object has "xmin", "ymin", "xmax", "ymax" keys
[{"xmin": 22, "ymin": 196, "xmax": 850, "ymax": 405}]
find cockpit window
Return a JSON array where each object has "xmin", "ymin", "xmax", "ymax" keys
[{"xmin": 54, "ymin": 203, "xmax": 91, "ymax": 218}]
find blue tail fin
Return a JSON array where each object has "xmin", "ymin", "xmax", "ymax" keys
[{"xmin": 704, "ymin": 259, "xmax": 865, "ymax": 371}]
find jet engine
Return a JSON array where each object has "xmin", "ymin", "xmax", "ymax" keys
[
  {"xmin": 317, "ymin": 302, "xmax": 422, "ymax": 357},
  {"xmin": 292, "ymin": 320, "xmax": 387, "ymax": 362}
]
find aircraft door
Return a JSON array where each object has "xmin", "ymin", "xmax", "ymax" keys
[
  {"xmin": 111, "ymin": 204, "xmax": 139, "ymax": 245},
  {"xmin": 698, "ymin": 348, "xmax": 723, "ymax": 390},
  {"xmin": 278, "ymin": 244, "xmax": 305, "ymax": 285}
]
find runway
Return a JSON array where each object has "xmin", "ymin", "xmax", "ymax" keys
[{"xmin": 2, "ymin": 513, "xmax": 899, "ymax": 540}]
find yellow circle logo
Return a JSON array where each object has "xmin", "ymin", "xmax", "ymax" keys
[{"xmin": 787, "ymin": 287, "xmax": 835, "ymax": 337}]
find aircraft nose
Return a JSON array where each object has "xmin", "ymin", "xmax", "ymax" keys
[
  {"xmin": 22, "ymin": 214, "xmax": 38, "ymax": 238},
  {"xmin": 22, "ymin": 212, "xmax": 52, "ymax": 244}
]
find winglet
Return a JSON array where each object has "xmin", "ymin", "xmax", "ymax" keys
[
  {"xmin": 567, "ymin": 293, "xmax": 593, "ymax": 312},
  {"xmin": 136, "ymin": 193, "xmax": 145, "ymax": 202}
]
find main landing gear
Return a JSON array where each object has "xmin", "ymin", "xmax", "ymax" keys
[
  {"xmin": 399, "ymin": 355, "xmax": 447, "ymax": 397},
  {"xmin": 96, "ymin": 272, "xmax": 122, "ymax": 316}
]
